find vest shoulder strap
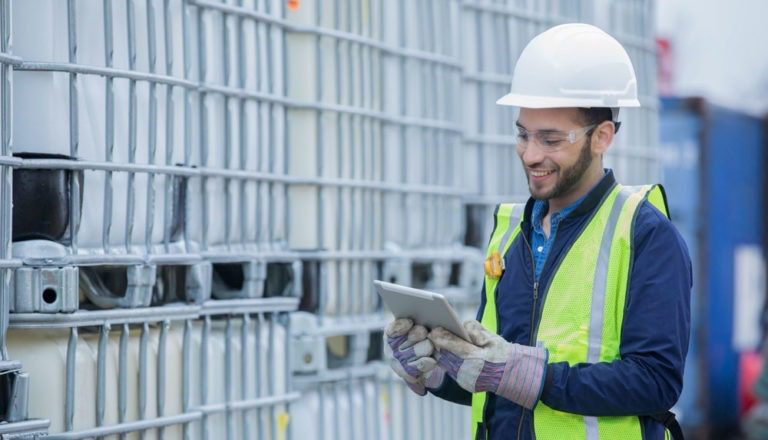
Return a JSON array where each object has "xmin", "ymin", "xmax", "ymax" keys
[
  {"xmin": 489, "ymin": 203, "xmax": 525, "ymax": 255},
  {"xmin": 484, "ymin": 203, "xmax": 524, "ymax": 279},
  {"xmin": 623, "ymin": 184, "xmax": 670, "ymax": 219}
]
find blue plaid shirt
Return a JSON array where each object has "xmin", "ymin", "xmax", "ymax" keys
[{"xmin": 530, "ymin": 195, "xmax": 586, "ymax": 281}]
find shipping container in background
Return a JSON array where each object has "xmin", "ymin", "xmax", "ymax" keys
[
  {"xmin": 659, "ymin": 97, "xmax": 767, "ymax": 439},
  {"xmin": 0, "ymin": 0, "xmax": 660, "ymax": 438}
]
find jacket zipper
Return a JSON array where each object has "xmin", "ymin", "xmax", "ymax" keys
[
  {"xmin": 519, "ymin": 219, "xmax": 565, "ymax": 439},
  {"xmin": 513, "ymin": 186, "xmax": 613, "ymax": 439},
  {"xmin": 517, "ymin": 230, "xmax": 539, "ymax": 440},
  {"xmin": 530, "ymin": 281, "xmax": 539, "ymax": 341}
]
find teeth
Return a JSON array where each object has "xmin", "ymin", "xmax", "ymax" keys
[{"xmin": 530, "ymin": 170, "xmax": 553, "ymax": 177}]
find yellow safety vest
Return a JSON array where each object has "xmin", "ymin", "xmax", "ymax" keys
[{"xmin": 472, "ymin": 184, "xmax": 669, "ymax": 440}]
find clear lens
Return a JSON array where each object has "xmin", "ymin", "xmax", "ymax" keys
[{"xmin": 515, "ymin": 124, "xmax": 596, "ymax": 150}]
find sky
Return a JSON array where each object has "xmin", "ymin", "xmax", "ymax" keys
[{"xmin": 655, "ymin": 0, "xmax": 768, "ymax": 116}]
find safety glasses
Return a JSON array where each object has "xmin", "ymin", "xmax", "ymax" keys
[{"xmin": 515, "ymin": 124, "xmax": 596, "ymax": 152}]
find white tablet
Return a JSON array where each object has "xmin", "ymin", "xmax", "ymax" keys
[{"xmin": 374, "ymin": 280, "xmax": 471, "ymax": 341}]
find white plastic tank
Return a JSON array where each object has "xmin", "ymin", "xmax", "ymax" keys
[
  {"xmin": 194, "ymin": 0, "xmax": 289, "ymax": 251},
  {"xmin": 384, "ymin": 376, "xmax": 472, "ymax": 440},
  {"xmin": 186, "ymin": 316, "xmax": 288, "ymax": 439},
  {"xmin": 6, "ymin": 323, "xmax": 184, "ymax": 438},
  {"xmin": 12, "ymin": 0, "xmax": 190, "ymax": 252},
  {"xmin": 6, "ymin": 315, "xmax": 286, "ymax": 438},
  {"xmin": 291, "ymin": 377, "xmax": 383, "ymax": 440}
]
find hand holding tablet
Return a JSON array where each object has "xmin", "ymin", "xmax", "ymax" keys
[{"xmin": 373, "ymin": 280, "xmax": 471, "ymax": 341}]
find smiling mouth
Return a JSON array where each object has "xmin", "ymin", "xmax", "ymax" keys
[{"xmin": 529, "ymin": 169, "xmax": 555, "ymax": 177}]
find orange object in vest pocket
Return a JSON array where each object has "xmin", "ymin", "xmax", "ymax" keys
[{"xmin": 484, "ymin": 251, "xmax": 504, "ymax": 279}]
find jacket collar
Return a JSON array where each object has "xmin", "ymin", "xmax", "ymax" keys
[{"xmin": 522, "ymin": 169, "xmax": 617, "ymax": 226}]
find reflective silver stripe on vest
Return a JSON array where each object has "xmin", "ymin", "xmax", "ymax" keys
[
  {"xmin": 497, "ymin": 204, "xmax": 525, "ymax": 255},
  {"xmin": 584, "ymin": 186, "xmax": 637, "ymax": 440}
]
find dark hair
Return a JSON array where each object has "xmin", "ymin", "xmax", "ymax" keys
[{"xmin": 577, "ymin": 107, "xmax": 620, "ymax": 133}]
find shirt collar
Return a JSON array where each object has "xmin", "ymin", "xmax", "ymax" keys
[{"xmin": 531, "ymin": 193, "xmax": 587, "ymax": 235}]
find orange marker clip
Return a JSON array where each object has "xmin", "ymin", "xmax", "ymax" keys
[
  {"xmin": 287, "ymin": 0, "xmax": 300, "ymax": 11},
  {"xmin": 484, "ymin": 251, "xmax": 504, "ymax": 279}
]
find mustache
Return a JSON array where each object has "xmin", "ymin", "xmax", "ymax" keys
[{"xmin": 523, "ymin": 163, "xmax": 559, "ymax": 172}]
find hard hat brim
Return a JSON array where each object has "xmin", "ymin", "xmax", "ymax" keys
[{"xmin": 495, "ymin": 92, "xmax": 641, "ymax": 109}]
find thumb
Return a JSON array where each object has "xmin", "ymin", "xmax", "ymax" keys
[
  {"xmin": 429, "ymin": 327, "xmax": 475, "ymax": 357},
  {"xmin": 385, "ymin": 318, "xmax": 414, "ymax": 338},
  {"xmin": 464, "ymin": 320, "xmax": 493, "ymax": 347}
]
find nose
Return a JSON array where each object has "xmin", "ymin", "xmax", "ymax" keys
[{"xmin": 518, "ymin": 141, "xmax": 546, "ymax": 165}]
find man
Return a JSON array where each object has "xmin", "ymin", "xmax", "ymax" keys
[{"xmin": 385, "ymin": 23, "xmax": 691, "ymax": 439}]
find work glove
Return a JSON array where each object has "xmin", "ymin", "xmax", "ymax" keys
[
  {"xmin": 429, "ymin": 320, "xmax": 548, "ymax": 409},
  {"xmin": 385, "ymin": 318, "xmax": 445, "ymax": 396}
]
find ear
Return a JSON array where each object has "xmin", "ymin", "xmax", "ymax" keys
[{"xmin": 591, "ymin": 121, "xmax": 615, "ymax": 155}]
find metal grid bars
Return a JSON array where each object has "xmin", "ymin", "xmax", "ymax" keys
[
  {"xmin": 0, "ymin": 0, "xmax": 662, "ymax": 438},
  {"xmin": 280, "ymin": 0, "xmax": 466, "ymax": 321},
  {"xmin": 281, "ymin": 7, "xmax": 475, "ymax": 438},
  {"xmin": 0, "ymin": 2, "xmax": 50, "ymax": 437},
  {"xmin": 458, "ymin": 0, "xmax": 582, "ymax": 247},
  {"xmin": 292, "ymin": 368, "xmax": 471, "ymax": 440},
  {"xmin": 13, "ymin": 0, "xmax": 193, "ymax": 263},
  {"xmin": 0, "ymin": 0, "xmax": 14, "ymax": 357},
  {"xmin": 288, "ymin": 275, "xmax": 482, "ymax": 440},
  {"xmin": 601, "ymin": 0, "xmax": 661, "ymax": 184},
  {"xmin": 6, "ymin": 0, "xmax": 306, "ymax": 291},
  {"xmin": 460, "ymin": 0, "xmax": 585, "ymax": 206},
  {"xmin": 190, "ymin": 0, "xmax": 291, "ymax": 261},
  {"xmin": 7, "ymin": 299, "xmax": 298, "ymax": 439},
  {"xmin": 377, "ymin": 0, "xmax": 463, "ymax": 251},
  {"xmin": 10, "ymin": 0, "xmax": 214, "ymax": 320},
  {"xmin": 382, "ymin": 374, "xmax": 470, "ymax": 440}
]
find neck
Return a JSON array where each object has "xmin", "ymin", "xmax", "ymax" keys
[{"xmin": 548, "ymin": 165, "xmax": 604, "ymax": 213}]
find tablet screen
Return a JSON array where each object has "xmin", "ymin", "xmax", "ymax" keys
[{"xmin": 374, "ymin": 280, "xmax": 470, "ymax": 341}]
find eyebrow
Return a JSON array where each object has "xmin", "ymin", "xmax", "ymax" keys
[{"xmin": 515, "ymin": 122, "xmax": 562, "ymax": 134}]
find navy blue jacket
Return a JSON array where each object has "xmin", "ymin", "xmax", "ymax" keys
[{"xmin": 430, "ymin": 171, "xmax": 692, "ymax": 440}]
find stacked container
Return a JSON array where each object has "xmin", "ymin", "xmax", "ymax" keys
[
  {"xmin": 660, "ymin": 97, "xmax": 767, "ymax": 437},
  {"xmin": 5, "ymin": 0, "xmax": 299, "ymax": 438},
  {"xmin": 599, "ymin": 0, "xmax": 661, "ymax": 185},
  {"xmin": 459, "ymin": 2, "xmax": 590, "ymax": 248},
  {"xmin": 0, "ymin": 0, "xmax": 660, "ymax": 438},
  {"xmin": 283, "ymin": 1, "xmax": 476, "ymax": 439}
]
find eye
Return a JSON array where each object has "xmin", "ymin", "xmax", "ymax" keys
[
  {"xmin": 516, "ymin": 131, "xmax": 530, "ymax": 142},
  {"xmin": 540, "ymin": 135, "xmax": 564, "ymax": 147}
]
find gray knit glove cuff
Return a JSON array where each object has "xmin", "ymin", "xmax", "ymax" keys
[{"xmin": 495, "ymin": 344, "xmax": 548, "ymax": 409}]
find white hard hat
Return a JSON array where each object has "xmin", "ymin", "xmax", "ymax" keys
[{"xmin": 496, "ymin": 23, "xmax": 640, "ymax": 110}]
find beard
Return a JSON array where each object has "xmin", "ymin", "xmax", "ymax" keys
[{"xmin": 528, "ymin": 137, "xmax": 594, "ymax": 201}]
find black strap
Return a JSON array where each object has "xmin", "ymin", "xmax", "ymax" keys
[
  {"xmin": 474, "ymin": 422, "xmax": 486, "ymax": 440},
  {"xmin": 651, "ymin": 411, "xmax": 684, "ymax": 440},
  {"xmin": 479, "ymin": 412, "xmax": 683, "ymax": 438}
]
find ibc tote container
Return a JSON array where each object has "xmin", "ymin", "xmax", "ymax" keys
[
  {"xmin": 0, "ymin": 0, "xmax": 663, "ymax": 438},
  {"xmin": 6, "ymin": 0, "xmax": 300, "ymax": 438},
  {"xmin": 284, "ymin": 0, "xmax": 472, "ymax": 439},
  {"xmin": 6, "ymin": 323, "xmax": 186, "ymax": 436},
  {"xmin": 13, "ymin": 0, "xmax": 191, "ymax": 256},
  {"xmin": 192, "ymin": 0, "xmax": 291, "ymax": 256},
  {"xmin": 283, "ymin": 0, "xmax": 466, "ymax": 321},
  {"xmin": 7, "ymin": 305, "xmax": 294, "ymax": 438}
]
